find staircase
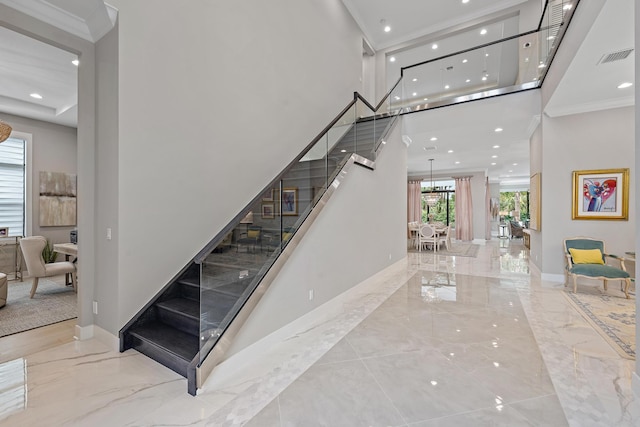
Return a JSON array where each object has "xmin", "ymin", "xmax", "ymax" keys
[{"xmin": 119, "ymin": 113, "xmax": 395, "ymax": 395}]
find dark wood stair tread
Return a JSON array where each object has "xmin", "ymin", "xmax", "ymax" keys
[
  {"xmin": 156, "ymin": 297, "xmax": 199, "ymax": 319},
  {"xmin": 128, "ymin": 321, "xmax": 199, "ymax": 361}
]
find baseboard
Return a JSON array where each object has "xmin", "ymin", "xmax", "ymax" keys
[
  {"xmin": 633, "ymin": 372, "xmax": 640, "ymax": 399},
  {"xmin": 74, "ymin": 324, "xmax": 93, "ymax": 341},
  {"xmin": 74, "ymin": 324, "xmax": 120, "ymax": 352},
  {"xmin": 541, "ymin": 273, "xmax": 564, "ymax": 283}
]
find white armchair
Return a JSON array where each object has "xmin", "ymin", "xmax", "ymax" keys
[{"xmin": 20, "ymin": 236, "xmax": 76, "ymax": 298}]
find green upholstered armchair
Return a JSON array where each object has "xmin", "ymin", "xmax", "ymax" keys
[{"xmin": 563, "ymin": 237, "xmax": 631, "ymax": 299}]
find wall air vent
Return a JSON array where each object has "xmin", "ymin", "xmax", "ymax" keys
[{"xmin": 598, "ymin": 48, "xmax": 634, "ymax": 65}]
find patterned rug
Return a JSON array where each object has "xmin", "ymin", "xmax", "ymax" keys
[
  {"xmin": 410, "ymin": 243, "xmax": 480, "ymax": 257},
  {"xmin": 0, "ymin": 277, "xmax": 77, "ymax": 337},
  {"xmin": 562, "ymin": 287, "xmax": 635, "ymax": 359}
]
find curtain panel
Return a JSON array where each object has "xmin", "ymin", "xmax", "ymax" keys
[
  {"xmin": 454, "ymin": 176, "xmax": 473, "ymax": 241},
  {"xmin": 407, "ymin": 181, "xmax": 422, "ymax": 237}
]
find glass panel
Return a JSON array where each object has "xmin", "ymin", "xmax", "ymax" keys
[
  {"xmin": 354, "ymin": 98, "xmax": 376, "ymax": 161},
  {"xmin": 199, "ymin": 102, "xmax": 362, "ymax": 362}
]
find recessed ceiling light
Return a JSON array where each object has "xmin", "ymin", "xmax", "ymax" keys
[
  {"xmin": 462, "ymin": 59, "xmax": 468, "ymax": 63},
  {"xmin": 524, "ymin": 57, "xmax": 529, "ymax": 62},
  {"xmin": 430, "ymin": 137, "xmax": 438, "ymax": 141},
  {"xmin": 492, "ymin": 155, "xmax": 498, "ymax": 158},
  {"xmin": 412, "ymin": 92, "xmax": 417, "ymax": 96},
  {"xmin": 482, "ymin": 76, "xmax": 487, "ymax": 81},
  {"xmin": 547, "ymin": 36, "xmax": 556, "ymax": 41},
  {"xmin": 455, "ymin": 161, "xmax": 460, "ymax": 164},
  {"xmin": 394, "ymin": 96, "xmax": 400, "ymax": 100},
  {"xmin": 509, "ymin": 170, "xmax": 513, "ymax": 173},
  {"xmin": 412, "ymin": 78, "xmax": 418, "ymax": 82},
  {"xmin": 495, "ymin": 127, "xmax": 503, "ymax": 132},
  {"xmin": 423, "ymin": 98, "xmax": 428, "ymax": 101},
  {"xmin": 389, "ymin": 56, "xmax": 396, "ymax": 62},
  {"xmin": 465, "ymin": 79, "xmax": 471, "ymax": 83},
  {"xmin": 491, "ymin": 162, "xmax": 496, "ymax": 166},
  {"xmin": 618, "ymin": 82, "xmax": 633, "ymax": 89},
  {"xmin": 538, "ymin": 63, "xmax": 546, "ymax": 68},
  {"xmin": 448, "ymin": 150, "xmax": 454, "ymax": 153},
  {"xmin": 462, "ymin": 0, "xmax": 470, "ymax": 3},
  {"xmin": 563, "ymin": 4, "xmax": 572, "ymax": 10},
  {"xmin": 493, "ymin": 145, "xmax": 500, "ymax": 148},
  {"xmin": 30, "ymin": 93, "xmax": 43, "ymax": 99},
  {"xmin": 512, "ymin": 163, "xmax": 518, "ymax": 166},
  {"xmin": 480, "ymin": 29, "xmax": 487, "ymax": 35},
  {"xmin": 485, "ymin": 53, "xmax": 489, "ymax": 57},
  {"xmin": 341, "ymin": 149, "xmax": 346, "ymax": 153},
  {"xmin": 444, "ymin": 85, "xmax": 450, "ymax": 89},
  {"xmin": 384, "ymin": 25, "xmax": 391, "ymax": 32},
  {"xmin": 72, "ymin": 59, "xmax": 79, "ymax": 66},
  {"xmin": 432, "ymin": 43, "xmax": 438, "ymax": 50}
]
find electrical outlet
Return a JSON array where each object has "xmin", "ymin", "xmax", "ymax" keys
[
  {"xmin": 309, "ymin": 289, "xmax": 314, "ymax": 300},
  {"xmin": 92, "ymin": 301, "xmax": 98, "ymax": 315},
  {"xmin": 106, "ymin": 228, "xmax": 112, "ymax": 240},
  {"xmin": 389, "ymin": 253, "xmax": 392, "ymax": 260}
]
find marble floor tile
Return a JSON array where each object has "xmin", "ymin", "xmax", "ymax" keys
[{"xmin": 1, "ymin": 239, "xmax": 638, "ymax": 426}]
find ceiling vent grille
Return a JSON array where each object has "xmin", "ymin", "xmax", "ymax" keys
[{"xmin": 598, "ymin": 48, "xmax": 634, "ymax": 65}]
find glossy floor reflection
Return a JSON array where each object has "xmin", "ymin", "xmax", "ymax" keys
[{"xmin": 0, "ymin": 240, "xmax": 638, "ymax": 426}]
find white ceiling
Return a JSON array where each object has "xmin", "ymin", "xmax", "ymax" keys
[{"xmin": 0, "ymin": 0, "xmax": 633, "ymax": 187}]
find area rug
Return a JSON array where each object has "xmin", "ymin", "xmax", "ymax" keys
[
  {"xmin": 0, "ymin": 278, "xmax": 77, "ymax": 338},
  {"xmin": 562, "ymin": 288, "xmax": 635, "ymax": 359},
  {"xmin": 411, "ymin": 243, "xmax": 480, "ymax": 257}
]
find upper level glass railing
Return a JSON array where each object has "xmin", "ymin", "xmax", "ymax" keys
[
  {"xmin": 195, "ymin": 80, "xmax": 403, "ymax": 366},
  {"xmin": 394, "ymin": 0, "xmax": 578, "ymax": 114}
]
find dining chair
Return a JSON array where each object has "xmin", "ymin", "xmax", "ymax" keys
[
  {"xmin": 20, "ymin": 236, "xmax": 76, "ymax": 298},
  {"xmin": 439, "ymin": 224, "xmax": 452, "ymax": 250},
  {"xmin": 408, "ymin": 221, "xmax": 420, "ymax": 249},
  {"xmin": 418, "ymin": 224, "xmax": 439, "ymax": 252}
]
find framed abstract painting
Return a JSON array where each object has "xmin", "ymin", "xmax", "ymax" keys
[{"xmin": 572, "ymin": 168, "xmax": 629, "ymax": 220}]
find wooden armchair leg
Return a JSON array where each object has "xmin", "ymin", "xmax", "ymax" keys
[
  {"xmin": 29, "ymin": 277, "xmax": 39, "ymax": 298},
  {"xmin": 623, "ymin": 278, "xmax": 630, "ymax": 299},
  {"xmin": 573, "ymin": 275, "xmax": 578, "ymax": 293},
  {"xmin": 603, "ymin": 279, "xmax": 608, "ymax": 291}
]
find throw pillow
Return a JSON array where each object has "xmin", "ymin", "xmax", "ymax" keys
[{"xmin": 569, "ymin": 248, "xmax": 604, "ymax": 264}]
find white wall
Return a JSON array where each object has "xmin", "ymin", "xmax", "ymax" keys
[
  {"xmin": 227, "ymin": 119, "xmax": 407, "ymax": 356},
  {"xmin": 529, "ymin": 123, "xmax": 542, "ymax": 270},
  {"xmin": 0, "ymin": 112, "xmax": 77, "ymax": 246},
  {"xmin": 105, "ymin": 0, "xmax": 367, "ymax": 334},
  {"xmin": 94, "ymin": 24, "xmax": 119, "ymax": 333},
  {"xmin": 540, "ymin": 107, "xmax": 635, "ymax": 275}
]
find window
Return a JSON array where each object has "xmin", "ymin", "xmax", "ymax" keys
[{"xmin": 0, "ymin": 138, "xmax": 26, "ymax": 236}]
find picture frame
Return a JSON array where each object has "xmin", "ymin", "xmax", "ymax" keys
[
  {"xmin": 572, "ymin": 168, "xmax": 629, "ymax": 220},
  {"xmin": 0, "ymin": 227, "xmax": 8, "ymax": 237},
  {"xmin": 261, "ymin": 203, "xmax": 275, "ymax": 219},
  {"xmin": 262, "ymin": 188, "xmax": 274, "ymax": 202},
  {"xmin": 282, "ymin": 187, "xmax": 298, "ymax": 216}
]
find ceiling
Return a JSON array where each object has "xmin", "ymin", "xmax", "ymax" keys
[{"xmin": 0, "ymin": 0, "xmax": 634, "ymax": 187}]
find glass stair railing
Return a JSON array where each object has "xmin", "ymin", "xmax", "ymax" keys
[
  {"xmin": 118, "ymin": 80, "xmax": 403, "ymax": 396},
  {"xmin": 192, "ymin": 86, "xmax": 402, "ymax": 394},
  {"xmin": 394, "ymin": 0, "xmax": 579, "ymax": 114},
  {"xmin": 119, "ymin": 0, "xmax": 580, "ymax": 396}
]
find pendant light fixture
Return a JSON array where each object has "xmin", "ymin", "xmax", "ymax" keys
[{"xmin": 425, "ymin": 158, "xmax": 439, "ymax": 207}]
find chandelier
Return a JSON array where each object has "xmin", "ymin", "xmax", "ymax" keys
[
  {"xmin": 425, "ymin": 158, "xmax": 439, "ymax": 207},
  {"xmin": 0, "ymin": 120, "xmax": 12, "ymax": 143}
]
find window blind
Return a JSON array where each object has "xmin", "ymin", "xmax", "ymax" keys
[{"xmin": 0, "ymin": 138, "xmax": 25, "ymax": 237}]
